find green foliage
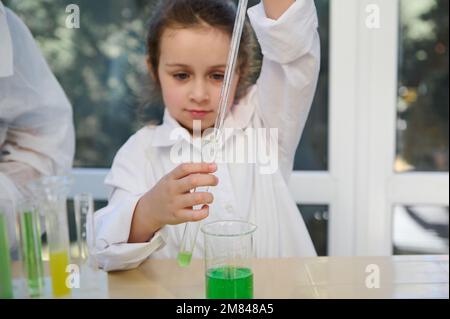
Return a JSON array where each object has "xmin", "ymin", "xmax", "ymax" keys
[
  {"xmin": 5, "ymin": 0, "xmax": 162, "ymax": 167},
  {"xmin": 398, "ymin": 0, "xmax": 449, "ymax": 171}
]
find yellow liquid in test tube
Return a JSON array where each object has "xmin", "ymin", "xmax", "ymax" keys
[{"xmin": 49, "ymin": 250, "xmax": 71, "ymax": 297}]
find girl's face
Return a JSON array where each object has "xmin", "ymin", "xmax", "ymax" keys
[{"xmin": 156, "ymin": 26, "xmax": 239, "ymax": 133}]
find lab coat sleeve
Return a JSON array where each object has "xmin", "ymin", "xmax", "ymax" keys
[
  {"xmin": 247, "ymin": 0, "xmax": 320, "ymax": 181},
  {"xmin": 94, "ymin": 131, "xmax": 168, "ymax": 271},
  {"xmin": 0, "ymin": 8, "xmax": 75, "ymax": 185}
]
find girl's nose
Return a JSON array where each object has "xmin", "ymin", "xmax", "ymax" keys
[{"xmin": 189, "ymin": 79, "xmax": 210, "ymax": 104}]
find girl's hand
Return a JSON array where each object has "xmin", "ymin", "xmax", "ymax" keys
[{"xmin": 128, "ymin": 163, "xmax": 218, "ymax": 243}]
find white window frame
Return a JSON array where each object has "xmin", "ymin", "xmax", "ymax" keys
[
  {"xmin": 327, "ymin": 0, "xmax": 449, "ymax": 256},
  {"xmin": 71, "ymin": 0, "xmax": 449, "ymax": 257}
]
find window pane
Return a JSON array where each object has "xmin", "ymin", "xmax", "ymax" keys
[
  {"xmin": 396, "ymin": 0, "xmax": 449, "ymax": 172},
  {"xmin": 297, "ymin": 205, "xmax": 328, "ymax": 256},
  {"xmin": 393, "ymin": 205, "xmax": 449, "ymax": 255},
  {"xmin": 6, "ymin": 0, "xmax": 329, "ymax": 169},
  {"xmin": 294, "ymin": 0, "xmax": 329, "ymax": 171}
]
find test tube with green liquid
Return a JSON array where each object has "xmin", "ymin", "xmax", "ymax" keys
[
  {"xmin": 0, "ymin": 208, "xmax": 13, "ymax": 299},
  {"xmin": 17, "ymin": 200, "xmax": 44, "ymax": 297},
  {"xmin": 177, "ymin": 221, "xmax": 198, "ymax": 267}
]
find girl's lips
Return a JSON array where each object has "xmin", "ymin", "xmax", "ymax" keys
[{"xmin": 186, "ymin": 110, "xmax": 212, "ymax": 119}]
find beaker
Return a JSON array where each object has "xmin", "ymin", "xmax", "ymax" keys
[
  {"xmin": 30, "ymin": 176, "xmax": 72, "ymax": 298},
  {"xmin": 16, "ymin": 198, "xmax": 44, "ymax": 297},
  {"xmin": 201, "ymin": 220, "xmax": 256, "ymax": 299}
]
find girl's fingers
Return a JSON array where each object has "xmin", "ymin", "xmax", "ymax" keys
[
  {"xmin": 176, "ymin": 192, "xmax": 214, "ymax": 208},
  {"xmin": 170, "ymin": 163, "xmax": 217, "ymax": 180},
  {"xmin": 176, "ymin": 173, "xmax": 219, "ymax": 193},
  {"xmin": 174, "ymin": 205, "xmax": 210, "ymax": 223}
]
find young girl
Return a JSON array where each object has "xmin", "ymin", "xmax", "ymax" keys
[{"xmin": 95, "ymin": 0, "xmax": 320, "ymax": 271}]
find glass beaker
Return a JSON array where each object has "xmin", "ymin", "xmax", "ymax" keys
[
  {"xmin": 16, "ymin": 198, "xmax": 44, "ymax": 297},
  {"xmin": 73, "ymin": 193, "xmax": 108, "ymax": 298},
  {"xmin": 30, "ymin": 176, "xmax": 72, "ymax": 298},
  {"xmin": 201, "ymin": 220, "xmax": 257, "ymax": 299}
]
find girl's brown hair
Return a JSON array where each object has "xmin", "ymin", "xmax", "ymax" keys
[{"xmin": 146, "ymin": 0, "xmax": 260, "ymax": 102}]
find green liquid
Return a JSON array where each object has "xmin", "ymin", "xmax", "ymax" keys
[
  {"xmin": 0, "ymin": 213, "xmax": 13, "ymax": 299},
  {"xmin": 206, "ymin": 266, "xmax": 253, "ymax": 299},
  {"xmin": 19, "ymin": 211, "xmax": 44, "ymax": 297},
  {"xmin": 177, "ymin": 251, "xmax": 193, "ymax": 267}
]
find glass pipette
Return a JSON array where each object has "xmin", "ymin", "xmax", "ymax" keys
[{"xmin": 177, "ymin": 0, "xmax": 249, "ymax": 267}]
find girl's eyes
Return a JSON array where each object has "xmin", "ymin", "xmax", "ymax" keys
[
  {"xmin": 172, "ymin": 72, "xmax": 224, "ymax": 81},
  {"xmin": 211, "ymin": 73, "xmax": 225, "ymax": 81},
  {"xmin": 173, "ymin": 73, "xmax": 190, "ymax": 81}
]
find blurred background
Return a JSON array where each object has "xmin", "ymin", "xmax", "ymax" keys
[{"xmin": 4, "ymin": 0, "xmax": 448, "ymax": 257}]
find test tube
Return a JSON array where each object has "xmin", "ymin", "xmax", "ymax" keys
[
  {"xmin": 177, "ymin": 220, "xmax": 201, "ymax": 267},
  {"xmin": 73, "ymin": 193, "xmax": 108, "ymax": 298},
  {"xmin": 17, "ymin": 199, "xmax": 44, "ymax": 297},
  {"xmin": 177, "ymin": 0, "xmax": 249, "ymax": 267},
  {"xmin": 0, "ymin": 204, "xmax": 14, "ymax": 299},
  {"xmin": 74, "ymin": 193, "xmax": 96, "ymax": 266}
]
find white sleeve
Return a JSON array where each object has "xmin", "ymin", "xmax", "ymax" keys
[
  {"xmin": 247, "ymin": 0, "xmax": 321, "ymax": 181},
  {"xmin": 0, "ymin": 7, "xmax": 75, "ymax": 178},
  {"xmin": 93, "ymin": 132, "xmax": 169, "ymax": 271},
  {"xmin": 94, "ymin": 190, "xmax": 169, "ymax": 271}
]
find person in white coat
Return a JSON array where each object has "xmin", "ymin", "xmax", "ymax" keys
[
  {"xmin": 95, "ymin": 0, "xmax": 320, "ymax": 271},
  {"xmin": 0, "ymin": 1, "xmax": 75, "ymax": 245}
]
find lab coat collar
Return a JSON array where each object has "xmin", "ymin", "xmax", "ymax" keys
[
  {"xmin": 0, "ymin": 1, "xmax": 14, "ymax": 78},
  {"xmin": 151, "ymin": 86, "xmax": 257, "ymax": 149},
  {"xmin": 151, "ymin": 109, "xmax": 186, "ymax": 148}
]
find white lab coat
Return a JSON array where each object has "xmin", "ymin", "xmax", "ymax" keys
[
  {"xmin": 95, "ymin": 0, "xmax": 320, "ymax": 271},
  {"xmin": 0, "ymin": 2, "xmax": 75, "ymax": 244}
]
